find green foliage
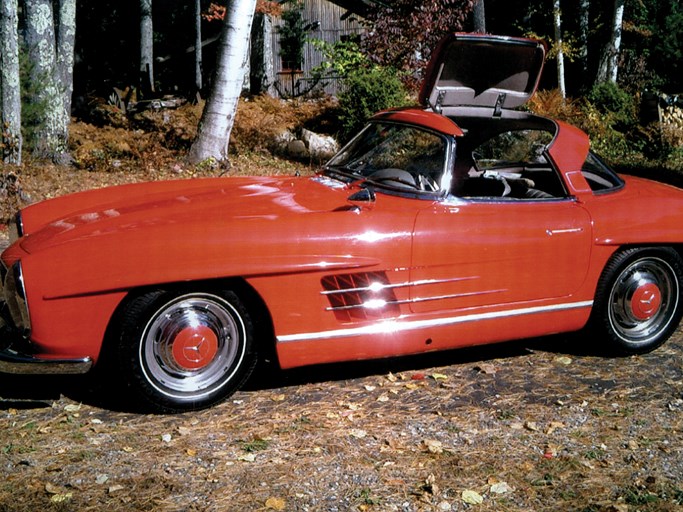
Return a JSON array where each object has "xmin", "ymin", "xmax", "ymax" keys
[
  {"xmin": 277, "ymin": 1, "xmax": 306, "ymax": 70},
  {"xmin": 310, "ymin": 39, "xmax": 369, "ymax": 77},
  {"xmin": 337, "ymin": 67, "xmax": 408, "ymax": 142},
  {"xmin": 587, "ymin": 82, "xmax": 637, "ymax": 128}
]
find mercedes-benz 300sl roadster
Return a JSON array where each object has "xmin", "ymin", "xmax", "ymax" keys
[{"xmin": 2, "ymin": 34, "xmax": 683, "ymax": 412}]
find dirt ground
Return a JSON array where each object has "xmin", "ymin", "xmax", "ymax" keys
[
  {"xmin": 0, "ymin": 328, "xmax": 682, "ymax": 511},
  {"xmin": 1, "ymin": 101, "xmax": 682, "ymax": 511}
]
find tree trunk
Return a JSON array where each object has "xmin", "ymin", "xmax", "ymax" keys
[
  {"xmin": 472, "ymin": 0, "xmax": 486, "ymax": 33},
  {"xmin": 250, "ymin": 12, "xmax": 275, "ymax": 96},
  {"xmin": 553, "ymin": 0, "xmax": 566, "ymax": 98},
  {"xmin": 0, "ymin": 0, "xmax": 22, "ymax": 164},
  {"xmin": 140, "ymin": 0, "xmax": 154, "ymax": 95},
  {"xmin": 188, "ymin": 0, "xmax": 257, "ymax": 166},
  {"xmin": 24, "ymin": 0, "xmax": 70, "ymax": 163},
  {"xmin": 578, "ymin": 0, "xmax": 589, "ymax": 78},
  {"xmin": 194, "ymin": 0, "xmax": 202, "ymax": 97},
  {"xmin": 596, "ymin": 0, "xmax": 625, "ymax": 84},
  {"xmin": 56, "ymin": 0, "xmax": 76, "ymax": 119}
]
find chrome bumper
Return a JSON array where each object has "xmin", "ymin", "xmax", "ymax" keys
[{"xmin": 0, "ymin": 345, "xmax": 93, "ymax": 375}]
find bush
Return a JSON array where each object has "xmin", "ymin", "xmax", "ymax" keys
[
  {"xmin": 337, "ymin": 67, "xmax": 408, "ymax": 142},
  {"xmin": 587, "ymin": 82, "xmax": 637, "ymax": 128}
]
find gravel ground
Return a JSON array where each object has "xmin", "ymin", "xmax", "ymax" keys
[{"xmin": 0, "ymin": 326, "xmax": 682, "ymax": 511}]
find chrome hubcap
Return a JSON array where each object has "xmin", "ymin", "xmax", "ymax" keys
[
  {"xmin": 608, "ymin": 257, "xmax": 678, "ymax": 344},
  {"xmin": 140, "ymin": 294, "xmax": 245, "ymax": 399}
]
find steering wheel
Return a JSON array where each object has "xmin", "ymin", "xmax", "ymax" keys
[{"xmin": 368, "ymin": 169, "xmax": 419, "ymax": 189}]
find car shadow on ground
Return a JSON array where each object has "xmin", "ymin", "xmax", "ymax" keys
[{"xmin": 0, "ymin": 332, "xmax": 605, "ymax": 413}]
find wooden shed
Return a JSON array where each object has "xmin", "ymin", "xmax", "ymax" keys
[{"xmin": 252, "ymin": 0, "xmax": 372, "ymax": 97}]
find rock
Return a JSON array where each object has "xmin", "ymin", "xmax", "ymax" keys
[
  {"xmin": 287, "ymin": 139, "xmax": 308, "ymax": 159},
  {"xmin": 301, "ymin": 128, "xmax": 339, "ymax": 162}
]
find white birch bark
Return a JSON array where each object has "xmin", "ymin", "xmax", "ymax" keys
[
  {"xmin": 553, "ymin": 0, "xmax": 566, "ymax": 98},
  {"xmin": 188, "ymin": 0, "xmax": 257, "ymax": 165},
  {"xmin": 596, "ymin": 0, "xmax": 625, "ymax": 84},
  {"xmin": 56, "ymin": 0, "xmax": 76, "ymax": 119},
  {"xmin": 0, "ymin": 0, "xmax": 22, "ymax": 164},
  {"xmin": 194, "ymin": 0, "xmax": 203, "ymax": 95},
  {"xmin": 24, "ymin": 0, "xmax": 70, "ymax": 162},
  {"xmin": 140, "ymin": 0, "xmax": 154, "ymax": 94}
]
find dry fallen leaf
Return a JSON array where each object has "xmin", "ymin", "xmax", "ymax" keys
[
  {"xmin": 265, "ymin": 497, "xmax": 286, "ymax": 510},
  {"xmin": 376, "ymin": 393, "xmax": 389, "ymax": 402},
  {"xmin": 108, "ymin": 485, "xmax": 125, "ymax": 494},
  {"xmin": 45, "ymin": 482, "xmax": 62, "ymax": 494},
  {"xmin": 50, "ymin": 493, "xmax": 73, "ymax": 504},
  {"xmin": 364, "ymin": 385, "xmax": 376, "ymax": 391},
  {"xmin": 490, "ymin": 481, "xmax": 512, "ymax": 494},
  {"xmin": 64, "ymin": 404, "xmax": 81, "ymax": 413},
  {"xmin": 431, "ymin": 373, "xmax": 448, "ymax": 381},
  {"xmin": 271, "ymin": 394, "xmax": 286, "ymax": 402},
  {"xmin": 349, "ymin": 429, "xmax": 367, "ymax": 439},
  {"xmin": 546, "ymin": 421, "xmax": 566, "ymax": 435},
  {"xmin": 554, "ymin": 356, "xmax": 573, "ymax": 365},
  {"xmin": 424, "ymin": 439, "xmax": 444, "ymax": 454},
  {"xmin": 237, "ymin": 453, "xmax": 256, "ymax": 462},
  {"xmin": 524, "ymin": 421, "xmax": 540, "ymax": 432},
  {"xmin": 462, "ymin": 489, "xmax": 484, "ymax": 505},
  {"xmin": 475, "ymin": 363, "xmax": 497, "ymax": 375}
]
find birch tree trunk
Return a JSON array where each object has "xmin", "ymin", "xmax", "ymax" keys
[
  {"xmin": 578, "ymin": 0, "xmax": 589, "ymax": 78},
  {"xmin": 553, "ymin": 0, "xmax": 566, "ymax": 98},
  {"xmin": 596, "ymin": 0, "xmax": 625, "ymax": 84},
  {"xmin": 188, "ymin": 0, "xmax": 257, "ymax": 166},
  {"xmin": 140, "ymin": 0, "xmax": 154, "ymax": 94},
  {"xmin": 0, "ymin": 0, "xmax": 22, "ymax": 164},
  {"xmin": 24, "ymin": 0, "xmax": 71, "ymax": 163},
  {"xmin": 194, "ymin": 0, "xmax": 203, "ymax": 97},
  {"xmin": 472, "ymin": 0, "xmax": 486, "ymax": 33},
  {"xmin": 56, "ymin": 0, "xmax": 76, "ymax": 119}
]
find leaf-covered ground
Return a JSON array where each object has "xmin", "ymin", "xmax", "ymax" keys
[{"xmin": 0, "ymin": 330, "xmax": 682, "ymax": 511}]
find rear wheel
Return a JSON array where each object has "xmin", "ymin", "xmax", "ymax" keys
[
  {"xmin": 590, "ymin": 247, "xmax": 683, "ymax": 354},
  {"xmin": 112, "ymin": 288, "xmax": 256, "ymax": 412}
]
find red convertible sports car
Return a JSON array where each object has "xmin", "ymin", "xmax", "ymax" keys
[{"xmin": 2, "ymin": 34, "xmax": 683, "ymax": 412}]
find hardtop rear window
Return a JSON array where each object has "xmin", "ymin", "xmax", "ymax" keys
[{"xmin": 581, "ymin": 151, "xmax": 624, "ymax": 192}]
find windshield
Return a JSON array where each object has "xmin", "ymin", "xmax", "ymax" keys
[{"xmin": 326, "ymin": 122, "xmax": 449, "ymax": 193}]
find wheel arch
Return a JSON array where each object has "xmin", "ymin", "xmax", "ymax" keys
[{"xmin": 98, "ymin": 276, "xmax": 277, "ymax": 368}]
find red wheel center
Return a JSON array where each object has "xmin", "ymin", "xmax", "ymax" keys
[
  {"xmin": 171, "ymin": 325, "xmax": 219, "ymax": 370},
  {"xmin": 631, "ymin": 283, "xmax": 662, "ymax": 321}
]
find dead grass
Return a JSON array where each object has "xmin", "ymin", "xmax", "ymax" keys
[{"xmin": 1, "ymin": 332, "xmax": 682, "ymax": 511}]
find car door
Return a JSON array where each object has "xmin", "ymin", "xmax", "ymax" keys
[{"xmin": 410, "ymin": 198, "xmax": 592, "ymax": 314}]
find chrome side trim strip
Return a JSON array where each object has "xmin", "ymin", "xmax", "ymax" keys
[
  {"xmin": 278, "ymin": 300, "xmax": 593, "ymax": 343},
  {"xmin": 321, "ymin": 276, "xmax": 477, "ymax": 295},
  {"xmin": 325, "ymin": 288, "xmax": 507, "ymax": 311}
]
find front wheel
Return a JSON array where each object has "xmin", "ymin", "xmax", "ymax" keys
[
  {"xmin": 110, "ymin": 288, "xmax": 257, "ymax": 412},
  {"xmin": 590, "ymin": 247, "xmax": 683, "ymax": 354}
]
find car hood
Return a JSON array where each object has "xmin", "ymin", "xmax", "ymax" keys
[
  {"xmin": 419, "ymin": 33, "xmax": 546, "ymax": 112},
  {"xmin": 17, "ymin": 175, "xmax": 350, "ymax": 254}
]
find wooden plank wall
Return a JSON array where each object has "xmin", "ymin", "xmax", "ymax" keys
[{"xmin": 270, "ymin": 0, "xmax": 365, "ymax": 97}]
